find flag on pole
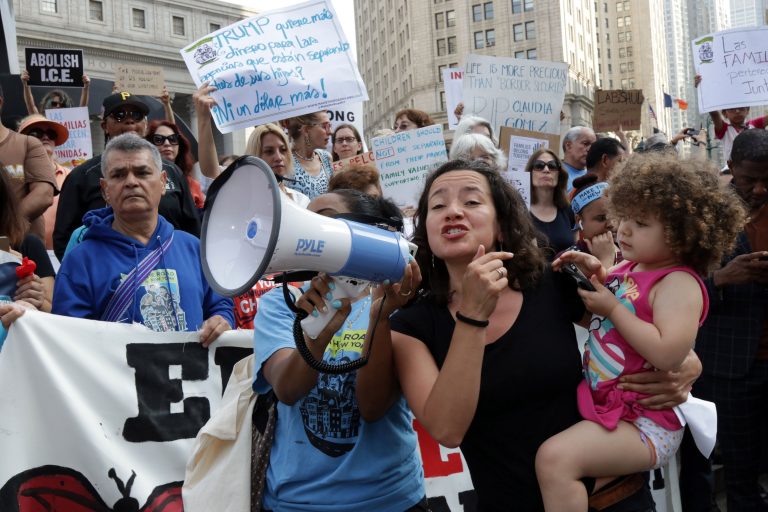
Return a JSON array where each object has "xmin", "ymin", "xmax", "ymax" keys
[
  {"xmin": 663, "ymin": 93, "xmax": 673, "ymax": 108},
  {"xmin": 676, "ymin": 98, "xmax": 689, "ymax": 110},
  {"xmin": 648, "ymin": 103, "xmax": 657, "ymax": 121}
]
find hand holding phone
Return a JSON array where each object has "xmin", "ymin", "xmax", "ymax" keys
[{"xmin": 562, "ymin": 262, "xmax": 597, "ymax": 292}]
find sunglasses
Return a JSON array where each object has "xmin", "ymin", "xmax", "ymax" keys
[
  {"xmin": 151, "ymin": 133, "xmax": 180, "ymax": 146},
  {"xmin": 532, "ymin": 160, "xmax": 560, "ymax": 171},
  {"xmin": 27, "ymin": 128, "xmax": 58, "ymax": 141},
  {"xmin": 109, "ymin": 110, "xmax": 145, "ymax": 123},
  {"xmin": 335, "ymin": 137, "xmax": 358, "ymax": 144},
  {"xmin": 47, "ymin": 100, "xmax": 63, "ymax": 108}
]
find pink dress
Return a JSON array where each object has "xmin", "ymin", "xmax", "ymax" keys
[{"xmin": 577, "ymin": 260, "xmax": 709, "ymax": 433}]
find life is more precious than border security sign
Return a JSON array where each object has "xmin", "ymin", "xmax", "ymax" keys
[
  {"xmin": 693, "ymin": 26, "xmax": 768, "ymax": 112},
  {"xmin": 180, "ymin": 0, "xmax": 368, "ymax": 134}
]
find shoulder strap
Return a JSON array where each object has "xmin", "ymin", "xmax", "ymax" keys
[{"xmin": 100, "ymin": 234, "xmax": 174, "ymax": 322}]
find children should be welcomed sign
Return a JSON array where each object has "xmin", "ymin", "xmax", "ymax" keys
[
  {"xmin": 180, "ymin": 0, "xmax": 368, "ymax": 134},
  {"xmin": 371, "ymin": 125, "xmax": 448, "ymax": 210}
]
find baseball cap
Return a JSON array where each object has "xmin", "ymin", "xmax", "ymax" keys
[{"xmin": 101, "ymin": 92, "xmax": 149, "ymax": 119}]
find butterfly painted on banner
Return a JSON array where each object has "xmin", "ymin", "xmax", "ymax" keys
[{"xmin": 0, "ymin": 465, "xmax": 183, "ymax": 512}]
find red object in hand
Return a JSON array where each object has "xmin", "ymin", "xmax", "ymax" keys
[{"xmin": 15, "ymin": 257, "xmax": 36, "ymax": 279}]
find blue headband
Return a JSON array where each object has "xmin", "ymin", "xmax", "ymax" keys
[{"xmin": 571, "ymin": 182, "xmax": 608, "ymax": 215}]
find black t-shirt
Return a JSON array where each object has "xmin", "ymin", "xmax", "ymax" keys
[
  {"xmin": 531, "ymin": 207, "xmax": 576, "ymax": 261},
  {"xmin": 52, "ymin": 154, "xmax": 201, "ymax": 260},
  {"xmin": 17, "ymin": 235, "xmax": 55, "ymax": 279},
  {"xmin": 392, "ymin": 270, "xmax": 585, "ymax": 511}
]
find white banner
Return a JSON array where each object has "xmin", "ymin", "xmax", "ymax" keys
[
  {"xmin": 693, "ymin": 26, "xmax": 768, "ymax": 112},
  {"xmin": 372, "ymin": 125, "xmax": 448, "ymax": 211},
  {"xmin": 45, "ymin": 106, "xmax": 92, "ymax": 169},
  {"xmin": 442, "ymin": 68, "xmax": 464, "ymax": 130},
  {"xmin": 180, "ymin": 0, "xmax": 368, "ymax": 134},
  {"xmin": 462, "ymin": 54, "xmax": 567, "ymax": 136},
  {"xmin": 0, "ymin": 311, "xmax": 252, "ymax": 510}
]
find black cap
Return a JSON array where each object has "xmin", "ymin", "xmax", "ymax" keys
[{"xmin": 101, "ymin": 92, "xmax": 149, "ymax": 118}]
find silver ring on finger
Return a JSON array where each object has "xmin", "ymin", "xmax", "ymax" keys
[{"xmin": 496, "ymin": 267, "xmax": 506, "ymax": 278}]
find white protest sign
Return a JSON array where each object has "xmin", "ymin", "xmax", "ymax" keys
[
  {"xmin": 326, "ymin": 101, "xmax": 367, "ymax": 153},
  {"xmin": 45, "ymin": 106, "xmax": 92, "ymax": 168},
  {"xmin": 0, "ymin": 311, "xmax": 253, "ymax": 510},
  {"xmin": 443, "ymin": 68, "xmax": 463, "ymax": 129},
  {"xmin": 180, "ymin": 0, "xmax": 368, "ymax": 134},
  {"xmin": 692, "ymin": 26, "xmax": 768, "ymax": 112},
  {"xmin": 462, "ymin": 54, "xmax": 566, "ymax": 136},
  {"xmin": 372, "ymin": 125, "xmax": 448, "ymax": 210}
]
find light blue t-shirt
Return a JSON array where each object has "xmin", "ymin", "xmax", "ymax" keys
[
  {"xmin": 563, "ymin": 161, "xmax": 587, "ymax": 193},
  {"xmin": 253, "ymin": 288, "xmax": 424, "ymax": 512}
]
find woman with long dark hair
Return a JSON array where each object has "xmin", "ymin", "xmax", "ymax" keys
[{"xmin": 146, "ymin": 120, "xmax": 204, "ymax": 209}]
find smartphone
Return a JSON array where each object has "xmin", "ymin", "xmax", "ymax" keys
[
  {"xmin": 562, "ymin": 262, "xmax": 597, "ymax": 292},
  {"xmin": 0, "ymin": 236, "xmax": 9, "ymax": 252}
]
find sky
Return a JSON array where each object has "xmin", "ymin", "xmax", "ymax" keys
[{"xmin": 219, "ymin": 0, "xmax": 357, "ymax": 57}]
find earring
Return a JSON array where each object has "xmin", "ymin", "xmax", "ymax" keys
[{"xmin": 578, "ymin": 220, "xmax": 584, "ymax": 231}]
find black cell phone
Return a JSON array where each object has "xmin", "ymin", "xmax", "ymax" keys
[
  {"xmin": 562, "ymin": 262, "xmax": 597, "ymax": 292},
  {"xmin": 684, "ymin": 128, "xmax": 697, "ymax": 136}
]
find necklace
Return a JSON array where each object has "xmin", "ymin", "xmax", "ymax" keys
[
  {"xmin": 293, "ymin": 149, "xmax": 315, "ymax": 162},
  {"xmin": 345, "ymin": 295, "xmax": 372, "ymax": 331}
]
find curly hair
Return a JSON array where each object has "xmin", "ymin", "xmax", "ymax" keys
[
  {"xmin": 606, "ymin": 153, "xmax": 746, "ymax": 275},
  {"xmin": 328, "ymin": 164, "xmax": 382, "ymax": 195},
  {"xmin": 146, "ymin": 121, "xmax": 194, "ymax": 176},
  {"xmin": 525, "ymin": 148, "xmax": 569, "ymax": 209},
  {"xmin": 412, "ymin": 160, "xmax": 546, "ymax": 305},
  {"xmin": 39, "ymin": 89, "xmax": 73, "ymax": 112},
  {"xmin": 394, "ymin": 108, "xmax": 434, "ymax": 129}
]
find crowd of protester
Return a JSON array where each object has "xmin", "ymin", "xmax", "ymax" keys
[{"xmin": 1, "ymin": 59, "xmax": 767, "ymax": 512}]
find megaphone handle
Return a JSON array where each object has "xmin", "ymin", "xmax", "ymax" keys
[{"xmin": 300, "ymin": 277, "xmax": 370, "ymax": 339}]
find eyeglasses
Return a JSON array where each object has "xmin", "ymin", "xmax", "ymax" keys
[
  {"xmin": 335, "ymin": 137, "xmax": 358, "ymax": 144},
  {"xmin": 532, "ymin": 160, "xmax": 560, "ymax": 171},
  {"xmin": 151, "ymin": 133, "xmax": 180, "ymax": 146},
  {"xmin": 310, "ymin": 122, "xmax": 332, "ymax": 130},
  {"xmin": 27, "ymin": 128, "xmax": 58, "ymax": 141},
  {"xmin": 109, "ymin": 110, "xmax": 145, "ymax": 123}
]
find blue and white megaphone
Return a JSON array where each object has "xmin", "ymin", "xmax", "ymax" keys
[{"xmin": 201, "ymin": 156, "xmax": 414, "ymax": 338}]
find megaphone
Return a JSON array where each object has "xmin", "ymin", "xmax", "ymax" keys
[{"xmin": 201, "ymin": 156, "xmax": 414, "ymax": 338}]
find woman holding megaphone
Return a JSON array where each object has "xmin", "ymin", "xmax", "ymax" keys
[
  {"xmin": 356, "ymin": 160, "xmax": 703, "ymax": 511},
  {"xmin": 252, "ymin": 189, "xmax": 427, "ymax": 512}
]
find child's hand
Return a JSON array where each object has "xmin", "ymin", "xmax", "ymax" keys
[
  {"xmin": 694, "ymin": 74, "xmax": 702, "ymax": 88},
  {"xmin": 553, "ymin": 251, "xmax": 607, "ymax": 283},
  {"xmin": 577, "ymin": 275, "xmax": 621, "ymax": 317},
  {"xmin": 584, "ymin": 232, "xmax": 616, "ymax": 268}
]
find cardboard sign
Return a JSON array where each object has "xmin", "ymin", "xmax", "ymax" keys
[
  {"xmin": 180, "ymin": 0, "xmax": 368, "ymax": 134},
  {"xmin": 24, "ymin": 48, "xmax": 84, "ymax": 87},
  {"xmin": 372, "ymin": 125, "xmax": 447, "ymax": 210},
  {"xmin": 499, "ymin": 126, "xmax": 560, "ymax": 208},
  {"xmin": 45, "ymin": 106, "xmax": 92, "ymax": 168},
  {"xmin": 442, "ymin": 68, "xmax": 463, "ymax": 129},
  {"xmin": 693, "ymin": 26, "xmax": 768, "ymax": 112},
  {"xmin": 114, "ymin": 63, "xmax": 165, "ymax": 96},
  {"xmin": 332, "ymin": 150, "xmax": 374, "ymax": 173},
  {"xmin": 462, "ymin": 54, "xmax": 567, "ymax": 136},
  {"xmin": 592, "ymin": 89, "xmax": 644, "ymax": 132}
]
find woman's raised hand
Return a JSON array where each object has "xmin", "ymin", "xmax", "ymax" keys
[
  {"xmin": 460, "ymin": 245, "xmax": 514, "ymax": 321},
  {"xmin": 192, "ymin": 81, "xmax": 218, "ymax": 113},
  {"xmin": 373, "ymin": 258, "xmax": 422, "ymax": 318},
  {"xmin": 295, "ymin": 274, "xmax": 351, "ymax": 341}
]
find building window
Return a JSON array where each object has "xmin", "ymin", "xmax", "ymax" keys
[
  {"xmin": 515, "ymin": 50, "xmax": 525, "ymax": 58},
  {"xmin": 513, "ymin": 23, "xmax": 524, "ymax": 41},
  {"xmin": 603, "ymin": 2, "xmax": 608, "ymax": 11},
  {"xmin": 89, "ymin": 0, "xmax": 103, "ymax": 21},
  {"xmin": 608, "ymin": 63, "xmax": 613, "ymax": 73},
  {"xmin": 624, "ymin": 16, "xmax": 631, "ymax": 26},
  {"xmin": 173, "ymin": 16, "xmax": 185, "ymax": 36},
  {"xmin": 448, "ymin": 36, "xmax": 457, "ymax": 53},
  {"xmin": 486, "ymin": 29, "xmax": 495, "ymax": 46},
  {"xmin": 607, "ymin": 48, "xmax": 611, "ymax": 58},
  {"xmin": 484, "ymin": 2, "xmax": 494, "ymax": 19},
  {"xmin": 627, "ymin": 61, "xmax": 634, "ymax": 72},
  {"xmin": 605, "ymin": 18, "xmax": 610, "ymax": 27},
  {"xmin": 524, "ymin": 0, "xmax": 534, "ymax": 11},
  {"xmin": 527, "ymin": 48, "xmax": 537, "ymax": 59},
  {"xmin": 626, "ymin": 46, "xmax": 633, "ymax": 57},
  {"xmin": 438, "ymin": 64, "xmax": 447, "ymax": 80},
  {"xmin": 473, "ymin": 4, "xmax": 483, "ymax": 21},
  {"xmin": 625, "ymin": 31, "xmax": 632, "ymax": 41},
  {"xmin": 41, "ymin": 0, "xmax": 57, "ymax": 13},
  {"xmin": 474, "ymin": 31, "xmax": 485, "ymax": 48},
  {"xmin": 435, "ymin": 12, "xmax": 445, "ymax": 29},
  {"xmin": 446, "ymin": 10, "xmax": 456, "ymax": 26},
  {"xmin": 617, "ymin": 17, "xmax": 624, "ymax": 27},
  {"xmin": 210, "ymin": 22, "xmax": 221, "ymax": 32},
  {"xmin": 620, "ymin": 62, "xmax": 627, "ymax": 73},
  {"xmin": 132, "ymin": 8, "xmax": 146, "ymax": 29},
  {"xmin": 440, "ymin": 91, "xmax": 447, "ymax": 111},
  {"xmin": 437, "ymin": 38, "xmax": 447, "ymax": 56},
  {"xmin": 525, "ymin": 21, "xmax": 536, "ymax": 39},
  {"xmin": 512, "ymin": 0, "xmax": 522, "ymax": 12},
  {"xmin": 617, "ymin": 1, "xmax": 623, "ymax": 10},
  {"xmin": 621, "ymin": 78, "xmax": 628, "ymax": 88},
  {"xmin": 618, "ymin": 31, "xmax": 625, "ymax": 41}
]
